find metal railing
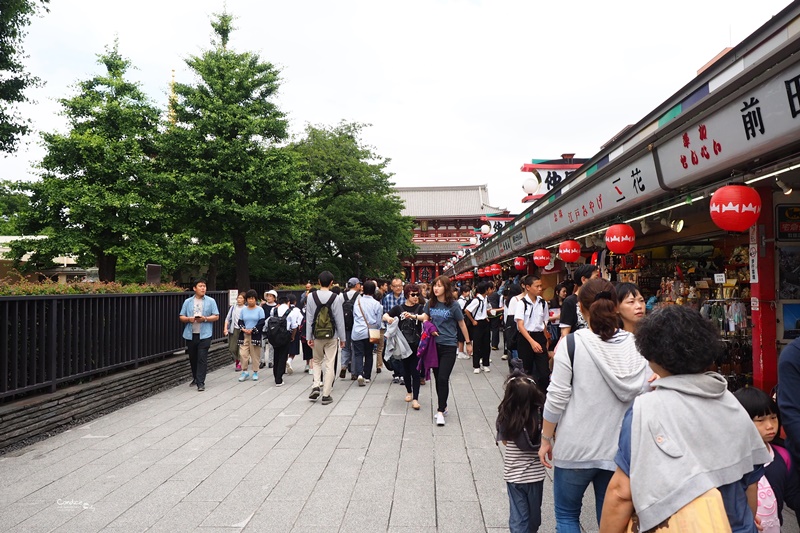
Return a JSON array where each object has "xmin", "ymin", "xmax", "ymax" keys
[{"xmin": 0, "ymin": 291, "xmax": 228, "ymax": 400}]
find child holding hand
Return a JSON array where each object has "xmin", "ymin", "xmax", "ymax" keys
[{"xmin": 497, "ymin": 367, "xmax": 547, "ymax": 533}]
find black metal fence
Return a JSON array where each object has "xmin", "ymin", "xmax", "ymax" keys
[{"xmin": 0, "ymin": 291, "xmax": 229, "ymax": 401}]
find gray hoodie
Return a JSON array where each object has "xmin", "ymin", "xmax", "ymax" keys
[
  {"xmin": 630, "ymin": 372, "xmax": 770, "ymax": 531},
  {"xmin": 544, "ymin": 328, "xmax": 650, "ymax": 470}
]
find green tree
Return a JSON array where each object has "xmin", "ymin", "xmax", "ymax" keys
[
  {"xmin": 289, "ymin": 122, "xmax": 415, "ymax": 280},
  {"xmin": 0, "ymin": 180, "xmax": 28, "ymax": 234},
  {"xmin": 160, "ymin": 12, "xmax": 304, "ymax": 290},
  {"xmin": 11, "ymin": 42, "xmax": 164, "ymax": 281},
  {"xmin": 0, "ymin": 0, "xmax": 50, "ymax": 153}
]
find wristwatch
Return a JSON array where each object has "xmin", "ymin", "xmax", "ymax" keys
[{"xmin": 465, "ymin": 340, "xmax": 473, "ymax": 344}]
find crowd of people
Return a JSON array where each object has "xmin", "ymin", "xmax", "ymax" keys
[{"xmin": 179, "ymin": 271, "xmax": 800, "ymax": 533}]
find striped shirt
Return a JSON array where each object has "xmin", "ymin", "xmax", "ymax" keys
[{"xmin": 503, "ymin": 440, "xmax": 546, "ymax": 484}]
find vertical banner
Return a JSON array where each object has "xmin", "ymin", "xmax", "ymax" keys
[
  {"xmin": 229, "ymin": 289, "xmax": 238, "ymax": 306},
  {"xmin": 749, "ymin": 226, "xmax": 759, "ymax": 284}
]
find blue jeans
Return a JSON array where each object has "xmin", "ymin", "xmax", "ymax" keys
[
  {"xmin": 553, "ymin": 466, "xmax": 614, "ymax": 532},
  {"xmin": 508, "ymin": 481, "xmax": 543, "ymax": 533}
]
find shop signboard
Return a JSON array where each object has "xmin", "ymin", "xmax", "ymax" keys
[
  {"xmin": 511, "ymin": 229, "xmax": 527, "ymax": 251},
  {"xmin": 776, "ymin": 204, "xmax": 800, "ymax": 241},
  {"xmin": 659, "ymin": 61, "xmax": 800, "ymax": 190},
  {"xmin": 522, "ymin": 152, "xmax": 661, "ymax": 246},
  {"xmin": 749, "ymin": 226, "xmax": 759, "ymax": 284}
]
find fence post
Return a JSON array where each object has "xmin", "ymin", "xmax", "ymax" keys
[
  {"xmin": 133, "ymin": 295, "xmax": 140, "ymax": 369},
  {"xmin": 49, "ymin": 299, "xmax": 58, "ymax": 393}
]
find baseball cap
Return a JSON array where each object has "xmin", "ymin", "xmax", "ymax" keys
[
  {"xmin": 265, "ymin": 290, "xmax": 278, "ymax": 298},
  {"xmin": 347, "ymin": 277, "xmax": 361, "ymax": 288}
]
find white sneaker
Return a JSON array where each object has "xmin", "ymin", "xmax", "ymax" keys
[
  {"xmin": 473, "ymin": 368, "xmax": 481, "ymax": 374},
  {"xmin": 457, "ymin": 352, "xmax": 469, "ymax": 359},
  {"xmin": 483, "ymin": 366, "xmax": 491, "ymax": 373},
  {"xmin": 435, "ymin": 412, "xmax": 445, "ymax": 426},
  {"xmin": 286, "ymin": 360, "xmax": 294, "ymax": 375},
  {"xmin": 501, "ymin": 354, "xmax": 508, "ymax": 360},
  {"xmin": 357, "ymin": 375, "xmax": 365, "ymax": 387}
]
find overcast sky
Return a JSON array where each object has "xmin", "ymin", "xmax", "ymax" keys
[{"xmin": 1, "ymin": 0, "xmax": 792, "ymax": 214}]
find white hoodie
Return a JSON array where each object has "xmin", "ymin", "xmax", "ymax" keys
[{"xmin": 543, "ymin": 328, "xmax": 651, "ymax": 470}]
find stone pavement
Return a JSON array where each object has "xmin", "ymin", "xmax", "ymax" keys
[{"xmin": 0, "ymin": 350, "xmax": 797, "ymax": 533}]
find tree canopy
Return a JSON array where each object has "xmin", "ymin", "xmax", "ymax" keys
[
  {"xmin": 11, "ymin": 42, "xmax": 163, "ymax": 281},
  {"xmin": 0, "ymin": 0, "xmax": 50, "ymax": 153}
]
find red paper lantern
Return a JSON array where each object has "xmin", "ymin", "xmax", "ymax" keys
[
  {"xmin": 464, "ymin": 271, "xmax": 474, "ymax": 279},
  {"xmin": 532, "ymin": 249, "xmax": 551, "ymax": 267},
  {"xmin": 490, "ymin": 263, "xmax": 501, "ymax": 276},
  {"xmin": 709, "ymin": 185, "xmax": 761, "ymax": 232},
  {"xmin": 514, "ymin": 256, "xmax": 528, "ymax": 271},
  {"xmin": 558, "ymin": 240, "xmax": 582, "ymax": 263},
  {"xmin": 605, "ymin": 224, "xmax": 636, "ymax": 254},
  {"xmin": 477, "ymin": 268, "xmax": 485, "ymax": 277}
]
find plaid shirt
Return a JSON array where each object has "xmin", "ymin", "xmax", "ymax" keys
[{"xmin": 382, "ymin": 292, "xmax": 406, "ymax": 328}]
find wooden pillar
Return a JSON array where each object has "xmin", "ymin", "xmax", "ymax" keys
[
  {"xmin": 410, "ymin": 263, "xmax": 416, "ymax": 283},
  {"xmin": 751, "ymin": 187, "xmax": 777, "ymax": 392}
]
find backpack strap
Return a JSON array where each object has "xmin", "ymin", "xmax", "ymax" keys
[
  {"xmin": 566, "ymin": 333, "xmax": 576, "ymax": 386},
  {"xmin": 282, "ymin": 308, "xmax": 291, "ymax": 318},
  {"xmin": 774, "ymin": 444, "xmax": 792, "ymax": 473}
]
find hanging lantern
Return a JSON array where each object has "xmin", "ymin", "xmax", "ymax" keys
[
  {"xmin": 469, "ymin": 236, "xmax": 477, "ymax": 245},
  {"xmin": 709, "ymin": 185, "xmax": 762, "ymax": 232},
  {"xmin": 558, "ymin": 240, "xmax": 582, "ymax": 263},
  {"xmin": 477, "ymin": 268, "xmax": 485, "ymax": 277},
  {"xmin": 490, "ymin": 263, "xmax": 501, "ymax": 276},
  {"xmin": 532, "ymin": 249, "xmax": 551, "ymax": 267},
  {"xmin": 605, "ymin": 224, "xmax": 636, "ymax": 254},
  {"xmin": 514, "ymin": 256, "xmax": 528, "ymax": 271},
  {"xmin": 464, "ymin": 271, "xmax": 474, "ymax": 279}
]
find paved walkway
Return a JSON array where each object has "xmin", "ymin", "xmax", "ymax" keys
[{"xmin": 0, "ymin": 350, "xmax": 797, "ymax": 533}]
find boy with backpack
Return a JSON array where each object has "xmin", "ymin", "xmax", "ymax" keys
[
  {"xmin": 305, "ymin": 271, "xmax": 346, "ymax": 405},
  {"xmin": 339, "ymin": 278, "xmax": 361, "ymax": 379},
  {"xmin": 264, "ymin": 295, "xmax": 302, "ymax": 386}
]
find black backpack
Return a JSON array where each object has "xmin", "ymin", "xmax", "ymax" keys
[
  {"xmin": 342, "ymin": 291, "xmax": 359, "ymax": 332},
  {"xmin": 264, "ymin": 308, "xmax": 293, "ymax": 348}
]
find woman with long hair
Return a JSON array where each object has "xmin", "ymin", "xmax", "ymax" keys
[
  {"xmin": 538, "ymin": 278, "xmax": 650, "ymax": 532},
  {"xmin": 420, "ymin": 275, "xmax": 472, "ymax": 427}
]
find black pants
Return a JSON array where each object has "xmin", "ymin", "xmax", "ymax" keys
[
  {"xmin": 472, "ymin": 319, "xmax": 491, "ymax": 368},
  {"xmin": 188, "ymin": 334, "xmax": 212, "ymax": 387},
  {"xmin": 433, "ymin": 344, "xmax": 457, "ymax": 413},
  {"xmin": 273, "ymin": 344, "xmax": 290, "ymax": 384},
  {"xmin": 402, "ymin": 346, "xmax": 421, "ymax": 399},
  {"xmin": 517, "ymin": 331, "xmax": 549, "ymax": 392},
  {"xmin": 490, "ymin": 317, "xmax": 501, "ymax": 349}
]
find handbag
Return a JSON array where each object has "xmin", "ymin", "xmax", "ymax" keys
[
  {"xmin": 626, "ymin": 488, "xmax": 731, "ymax": 533},
  {"xmin": 357, "ymin": 297, "xmax": 382, "ymax": 344}
]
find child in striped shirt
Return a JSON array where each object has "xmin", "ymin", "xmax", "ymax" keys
[{"xmin": 496, "ymin": 368, "xmax": 547, "ymax": 533}]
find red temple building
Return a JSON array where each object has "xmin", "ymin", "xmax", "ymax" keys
[{"xmin": 395, "ymin": 185, "xmax": 508, "ymax": 283}]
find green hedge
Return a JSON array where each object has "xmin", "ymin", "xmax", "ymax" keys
[{"xmin": 0, "ymin": 279, "xmax": 186, "ymax": 296}]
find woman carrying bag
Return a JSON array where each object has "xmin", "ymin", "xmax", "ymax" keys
[{"xmin": 223, "ymin": 292, "xmax": 246, "ymax": 371}]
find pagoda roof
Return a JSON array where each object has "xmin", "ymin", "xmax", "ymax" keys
[{"xmin": 395, "ymin": 185, "xmax": 504, "ymax": 219}]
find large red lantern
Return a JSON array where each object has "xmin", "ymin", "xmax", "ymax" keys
[
  {"xmin": 533, "ymin": 249, "xmax": 551, "ymax": 267},
  {"xmin": 605, "ymin": 224, "xmax": 636, "ymax": 254},
  {"xmin": 463, "ymin": 271, "xmax": 474, "ymax": 279},
  {"xmin": 709, "ymin": 185, "xmax": 761, "ymax": 232},
  {"xmin": 558, "ymin": 240, "xmax": 581, "ymax": 263},
  {"xmin": 490, "ymin": 263, "xmax": 501, "ymax": 276},
  {"xmin": 514, "ymin": 256, "xmax": 528, "ymax": 271},
  {"xmin": 477, "ymin": 268, "xmax": 485, "ymax": 277}
]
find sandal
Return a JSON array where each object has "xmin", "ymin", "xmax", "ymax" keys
[
  {"xmin": 411, "ymin": 400, "xmax": 421, "ymax": 410},
  {"xmin": 405, "ymin": 393, "xmax": 413, "ymax": 402}
]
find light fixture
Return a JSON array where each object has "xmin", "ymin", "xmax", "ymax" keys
[
  {"xmin": 661, "ymin": 216, "xmax": 684, "ymax": 233},
  {"xmin": 585, "ymin": 236, "xmax": 594, "ymax": 249},
  {"xmin": 640, "ymin": 219, "xmax": 650, "ymax": 234},
  {"xmin": 744, "ymin": 163, "xmax": 800, "ymax": 185},
  {"xmin": 777, "ymin": 178, "xmax": 793, "ymax": 195}
]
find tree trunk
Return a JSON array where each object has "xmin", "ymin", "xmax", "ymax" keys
[
  {"xmin": 96, "ymin": 253, "xmax": 117, "ymax": 282},
  {"xmin": 207, "ymin": 255, "xmax": 218, "ymax": 291},
  {"xmin": 232, "ymin": 234, "xmax": 250, "ymax": 291}
]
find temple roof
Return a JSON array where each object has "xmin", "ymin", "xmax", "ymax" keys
[{"xmin": 395, "ymin": 185, "xmax": 504, "ymax": 219}]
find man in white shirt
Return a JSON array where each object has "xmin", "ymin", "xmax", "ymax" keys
[
  {"xmin": 515, "ymin": 275, "xmax": 550, "ymax": 390},
  {"xmin": 465, "ymin": 281, "xmax": 492, "ymax": 373},
  {"xmin": 456, "ymin": 285, "xmax": 471, "ymax": 359}
]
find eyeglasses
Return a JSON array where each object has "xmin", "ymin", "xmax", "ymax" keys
[{"xmin": 409, "ymin": 292, "xmax": 419, "ymax": 297}]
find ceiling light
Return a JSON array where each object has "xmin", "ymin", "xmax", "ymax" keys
[
  {"xmin": 661, "ymin": 217, "xmax": 684, "ymax": 233},
  {"xmin": 744, "ymin": 163, "xmax": 800, "ymax": 185},
  {"xmin": 640, "ymin": 219, "xmax": 650, "ymax": 234},
  {"xmin": 777, "ymin": 178, "xmax": 793, "ymax": 195}
]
